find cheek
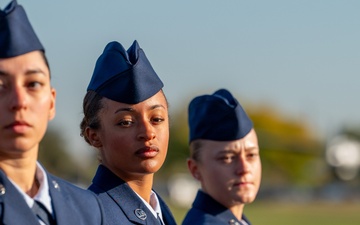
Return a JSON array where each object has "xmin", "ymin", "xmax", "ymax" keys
[
  {"xmin": 159, "ymin": 123, "xmax": 169, "ymax": 137},
  {"xmin": 200, "ymin": 164, "xmax": 225, "ymax": 183},
  {"xmin": 252, "ymin": 160, "xmax": 262, "ymax": 174},
  {"xmin": 157, "ymin": 127, "xmax": 169, "ymax": 150},
  {"xmin": 34, "ymin": 96, "xmax": 53, "ymax": 115},
  {"xmin": 105, "ymin": 132, "xmax": 131, "ymax": 150},
  {"xmin": 160, "ymin": 133, "xmax": 169, "ymax": 149},
  {"xmin": 256, "ymin": 162, "xmax": 262, "ymax": 182},
  {"xmin": 101, "ymin": 134, "xmax": 131, "ymax": 164},
  {"xmin": 98, "ymin": 125, "xmax": 129, "ymax": 148},
  {"xmin": 211, "ymin": 165, "xmax": 235, "ymax": 188}
]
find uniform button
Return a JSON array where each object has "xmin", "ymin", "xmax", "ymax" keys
[{"xmin": 0, "ymin": 184, "xmax": 5, "ymax": 195}]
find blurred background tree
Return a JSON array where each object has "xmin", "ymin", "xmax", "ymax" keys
[{"xmin": 38, "ymin": 127, "xmax": 97, "ymax": 186}]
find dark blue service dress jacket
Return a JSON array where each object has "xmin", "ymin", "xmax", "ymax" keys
[
  {"xmin": 0, "ymin": 169, "xmax": 105, "ymax": 225},
  {"xmin": 182, "ymin": 190, "xmax": 251, "ymax": 225},
  {"xmin": 88, "ymin": 164, "xmax": 177, "ymax": 225}
]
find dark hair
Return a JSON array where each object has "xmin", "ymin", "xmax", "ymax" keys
[
  {"xmin": 80, "ymin": 91, "xmax": 104, "ymax": 144},
  {"xmin": 40, "ymin": 51, "xmax": 50, "ymax": 71},
  {"xmin": 189, "ymin": 140, "xmax": 203, "ymax": 162}
]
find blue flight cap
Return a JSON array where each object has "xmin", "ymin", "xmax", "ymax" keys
[
  {"xmin": 188, "ymin": 89, "xmax": 253, "ymax": 142},
  {"xmin": 0, "ymin": 0, "xmax": 44, "ymax": 58},
  {"xmin": 87, "ymin": 40, "xmax": 164, "ymax": 104}
]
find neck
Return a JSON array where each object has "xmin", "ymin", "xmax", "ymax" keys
[
  {"xmin": 0, "ymin": 151, "xmax": 38, "ymax": 197},
  {"xmin": 127, "ymin": 174, "xmax": 154, "ymax": 203},
  {"xmin": 106, "ymin": 164, "xmax": 155, "ymax": 203},
  {"xmin": 229, "ymin": 204, "xmax": 245, "ymax": 221}
]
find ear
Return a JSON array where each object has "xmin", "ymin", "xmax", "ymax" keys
[
  {"xmin": 85, "ymin": 127, "xmax": 103, "ymax": 148},
  {"xmin": 187, "ymin": 158, "xmax": 201, "ymax": 181},
  {"xmin": 48, "ymin": 88, "xmax": 56, "ymax": 120}
]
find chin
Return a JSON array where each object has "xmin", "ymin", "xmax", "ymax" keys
[
  {"xmin": 235, "ymin": 193, "xmax": 257, "ymax": 204},
  {"xmin": 141, "ymin": 160, "xmax": 163, "ymax": 173},
  {"xmin": 243, "ymin": 198, "xmax": 256, "ymax": 204}
]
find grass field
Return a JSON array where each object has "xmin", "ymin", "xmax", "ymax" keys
[{"xmin": 170, "ymin": 201, "xmax": 360, "ymax": 225}]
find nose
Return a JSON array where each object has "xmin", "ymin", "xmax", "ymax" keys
[
  {"xmin": 9, "ymin": 85, "xmax": 27, "ymax": 111},
  {"xmin": 137, "ymin": 120, "xmax": 156, "ymax": 141},
  {"xmin": 235, "ymin": 155, "xmax": 250, "ymax": 175}
]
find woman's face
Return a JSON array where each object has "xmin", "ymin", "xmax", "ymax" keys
[
  {"xmin": 188, "ymin": 129, "xmax": 261, "ymax": 208},
  {"xmin": 87, "ymin": 91, "xmax": 169, "ymax": 180},
  {"xmin": 0, "ymin": 51, "xmax": 56, "ymax": 155}
]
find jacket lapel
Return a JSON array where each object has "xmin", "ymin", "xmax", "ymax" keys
[
  {"xmin": 193, "ymin": 190, "xmax": 249, "ymax": 225},
  {"xmin": 0, "ymin": 170, "xmax": 39, "ymax": 225},
  {"xmin": 92, "ymin": 165, "xmax": 161, "ymax": 224},
  {"xmin": 47, "ymin": 174, "xmax": 79, "ymax": 224}
]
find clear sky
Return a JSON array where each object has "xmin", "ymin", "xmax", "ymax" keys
[{"xmin": 6, "ymin": 0, "xmax": 360, "ymax": 156}]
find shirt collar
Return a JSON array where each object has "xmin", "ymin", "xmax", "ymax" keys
[
  {"xmin": 8, "ymin": 162, "xmax": 53, "ymax": 215},
  {"xmin": 135, "ymin": 190, "xmax": 164, "ymax": 222}
]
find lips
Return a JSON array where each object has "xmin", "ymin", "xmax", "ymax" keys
[
  {"xmin": 4, "ymin": 120, "xmax": 31, "ymax": 133},
  {"xmin": 135, "ymin": 145, "xmax": 159, "ymax": 158},
  {"xmin": 233, "ymin": 180, "xmax": 253, "ymax": 187}
]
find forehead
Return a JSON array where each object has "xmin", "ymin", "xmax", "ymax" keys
[
  {"xmin": 0, "ymin": 51, "xmax": 48, "ymax": 75},
  {"xmin": 198, "ymin": 139, "xmax": 239, "ymax": 153},
  {"xmin": 196, "ymin": 129, "xmax": 259, "ymax": 152},
  {"xmin": 101, "ymin": 90, "xmax": 168, "ymax": 112}
]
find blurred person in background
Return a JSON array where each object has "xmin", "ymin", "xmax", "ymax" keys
[
  {"xmin": 80, "ymin": 40, "xmax": 177, "ymax": 225},
  {"xmin": 182, "ymin": 89, "xmax": 262, "ymax": 225},
  {"xmin": 0, "ymin": 1, "xmax": 105, "ymax": 224}
]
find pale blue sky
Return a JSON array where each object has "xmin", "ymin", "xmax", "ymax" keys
[{"xmin": 7, "ymin": 0, "xmax": 360, "ymax": 156}]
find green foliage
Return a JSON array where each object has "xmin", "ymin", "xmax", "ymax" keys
[
  {"xmin": 339, "ymin": 125, "xmax": 360, "ymax": 140},
  {"xmin": 169, "ymin": 200, "xmax": 360, "ymax": 225},
  {"xmin": 38, "ymin": 128, "xmax": 83, "ymax": 183},
  {"xmin": 160, "ymin": 107, "xmax": 190, "ymax": 177},
  {"xmin": 245, "ymin": 201, "xmax": 360, "ymax": 225},
  {"xmin": 249, "ymin": 105, "xmax": 325, "ymax": 186},
  {"xmin": 244, "ymin": 201, "xmax": 360, "ymax": 225}
]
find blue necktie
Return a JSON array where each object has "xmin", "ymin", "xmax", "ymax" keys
[
  {"xmin": 32, "ymin": 201, "xmax": 55, "ymax": 225},
  {"xmin": 156, "ymin": 213, "xmax": 163, "ymax": 225}
]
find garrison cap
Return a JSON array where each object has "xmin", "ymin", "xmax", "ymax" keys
[
  {"xmin": 0, "ymin": 0, "xmax": 44, "ymax": 58},
  {"xmin": 188, "ymin": 89, "xmax": 253, "ymax": 142},
  {"xmin": 87, "ymin": 40, "xmax": 163, "ymax": 104}
]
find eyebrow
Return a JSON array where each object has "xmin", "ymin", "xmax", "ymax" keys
[
  {"xmin": 114, "ymin": 104, "xmax": 166, "ymax": 114},
  {"xmin": 25, "ymin": 69, "xmax": 47, "ymax": 76},
  {"xmin": 220, "ymin": 146, "xmax": 259, "ymax": 153},
  {"xmin": 114, "ymin": 107, "xmax": 134, "ymax": 114},
  {"xmin": 245, "ymin": 145, "xmax": 259, "ymax": 150},
  {"xmin": 150, "ymin": 104, "xmax": 166, "ymax": 110},
  {"xmin": 0, "ymin": 68, "xmax": 46, "ymax": 77}
]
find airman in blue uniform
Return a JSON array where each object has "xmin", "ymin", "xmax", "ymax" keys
[
  {"xmin": 80, "ymin": 40, "xmax": 177, "ymax": 225},
  {"xmin": 0, "ymin": 1, "xmax": 105, "ymax": 224},
  {"xmin": 182, "ymin": 89, "xmax": 262, "ymax": 225}
]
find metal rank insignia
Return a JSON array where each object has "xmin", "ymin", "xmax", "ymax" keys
[
  {"xmin": 229, "ymin": 219, "xmax": 241, "ymax": 225},
  {"xmin": 134, "ymin": 209, "xmax": 147, "ymax": 220}
]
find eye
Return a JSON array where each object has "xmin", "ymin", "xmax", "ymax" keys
[
  {"xmin": 151, "ymin": 116, "xmax": 165, "ymax": 124},
  {"xmin": 27, "ymin": 81, "xmax": 44, "ymax": 90},
  {"xmin": 247, "ymin": 152, "xmax": 259, "ymax": 160},
  {"xmin": 117, "ymin": 119, "xmax": 134, "ymax": 127},
  {"xmin": 0, "ymin": 81, "xmax": 5, "ymax": 91},
  {"xmin": 218, "ymin": 154, "xmax": 235, "ymax": 164},
  {"xmin": 0, "ymin": 77, "xmax": 7, "ymax": 90}
]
